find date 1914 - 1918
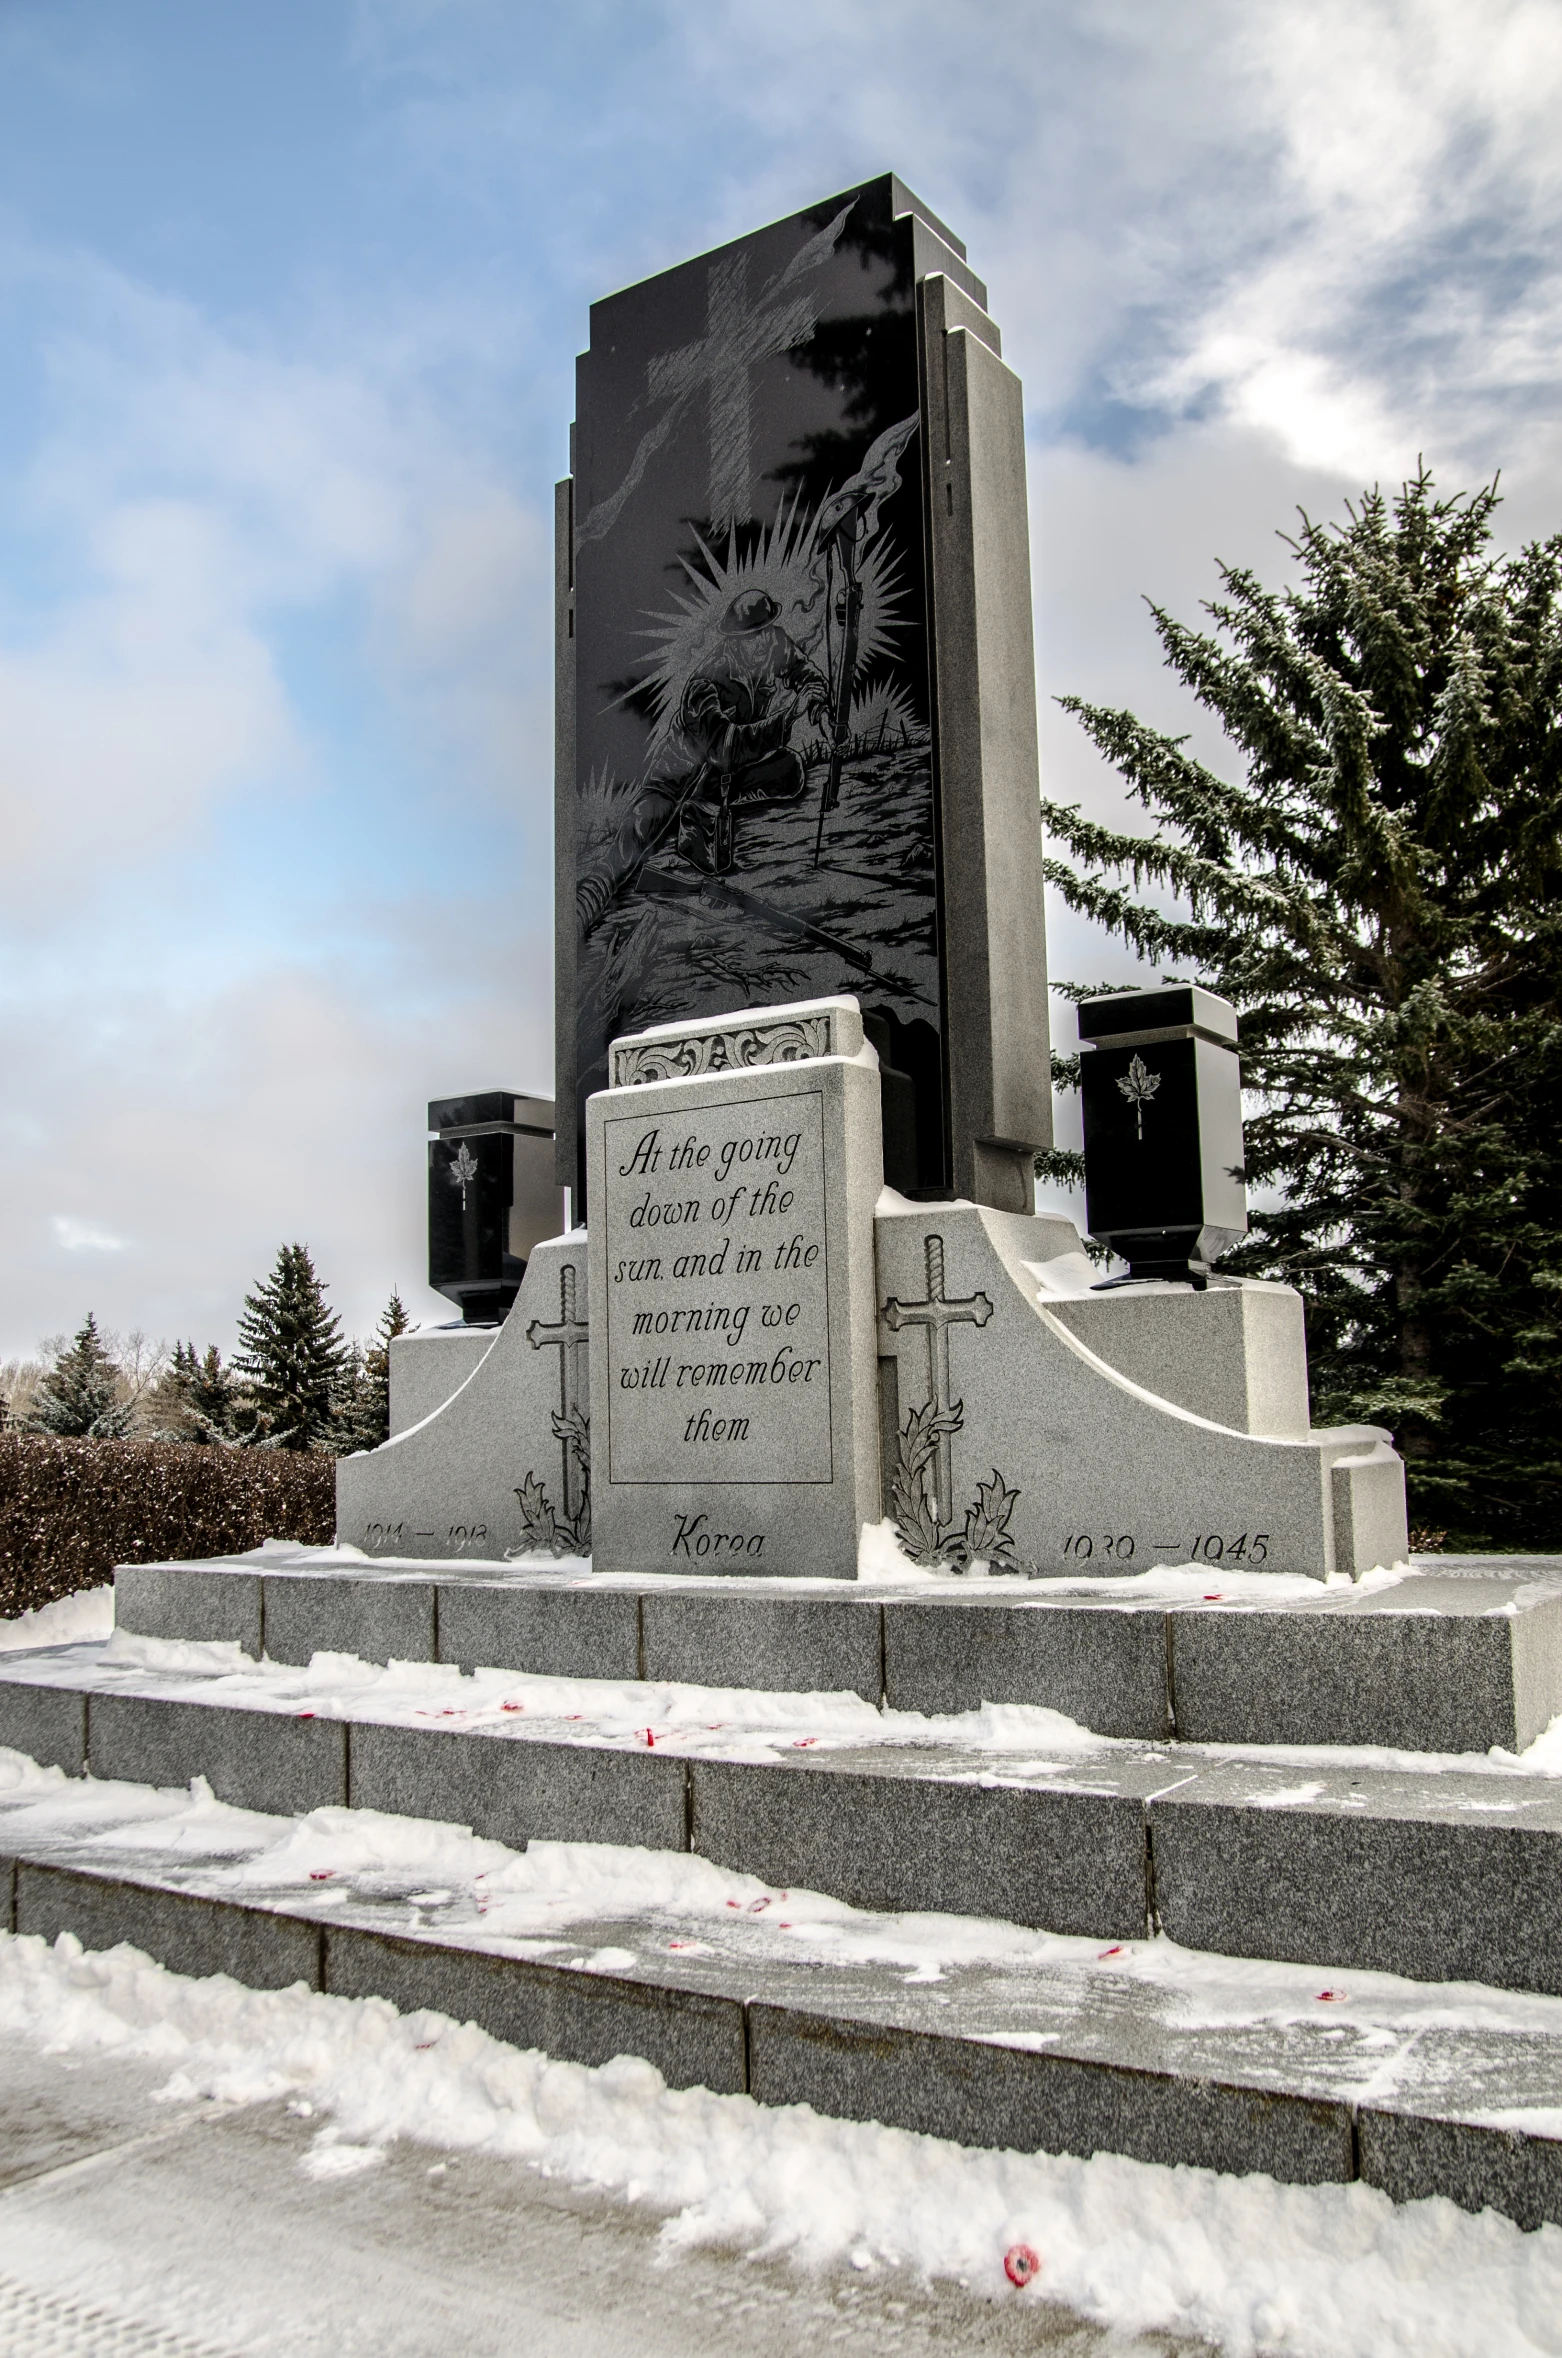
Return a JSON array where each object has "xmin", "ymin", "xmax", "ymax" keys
[
  {"xmin": 1061, "ymin": 1532, "xmax": 1271, "ymax": 1564},
  {"xmin": 363, "ymin": 1520, "xmax": 489, "ymax": 1551}
]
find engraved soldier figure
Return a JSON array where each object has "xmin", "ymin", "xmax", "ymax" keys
[{"xmin": 577, "ymin": 589, "xmax": 830, "ymax": 927}]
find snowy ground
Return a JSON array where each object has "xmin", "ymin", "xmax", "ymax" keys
[
  {"xmin": 6, "ymin": 1582, "xmax": 1562, "ymax": 2353},
  {"xmin": 0, "ymin": 2031, "xmax": 1148, "ymax": 2358},
  {"xmin": 2, "ymin": 1740, "xmax": 1562, "ymax": 2356},
  {"xmin": 1, "ymin": 1905, "xmax": 1560, "ymax": 2358}
]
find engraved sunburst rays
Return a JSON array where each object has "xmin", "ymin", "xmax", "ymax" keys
[{"xmin": 621, "ymin": 487, "xmax": 910, "ymax": 760}]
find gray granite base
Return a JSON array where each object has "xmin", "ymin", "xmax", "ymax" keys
[
  {"xmin": 4, "ymin": 1836, "xmax": 1560, "ymax": 2228},
  {"xmin": 689, "ymin": 1755, "xmax": 1152, "ymax": 1936},
  {"xmin": 746, "ymin": 2003, "xmax": 1354, "ymax": 2184},
  {"xmin": 1358, "ymin": 2105, "xmax": 1562, "ymax": 2235},
  {"xmin": 111, "ymin": 1553, "xmax": 1562, "ymax": 1755},
  {"xmin": 1152, "ymin": 1761, "xmax": 1562, "ymax": 1993},
  {"xmin": 14, "ymin": 1861, "xmax": 324, "ymax": 1991},
  {"xmin": 323, "ymin": 1922, "xmax": 747, "ymax": 2094},
  {"xmin": 9, "ymin": 1645, "xmax": 1562, "ymax": 1997},
  {"xmin": 346, "ymin": 1718, "xmax": 690, "ymax": 1855}
]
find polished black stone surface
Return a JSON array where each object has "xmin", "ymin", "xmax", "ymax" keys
[
  {"xmin": 566, "ymin": 176, "xmax": 951, "ymax": 1205},
  {"xmin": 1078, "ymin": 986, "xmax": 1247, "ymax": 1282},
  {"xmin": 428, "ymin": 1131, "xmax": 523, "ymax": 1323}
]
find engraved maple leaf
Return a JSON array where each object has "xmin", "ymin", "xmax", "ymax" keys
[
  {"xmin": 448, "ymin": 1142, "xmax": 480, "ymax": 1203},
  {"xmin": 1116, "ymin": 1053, "xmax": 1161, "ymax": 1140}
]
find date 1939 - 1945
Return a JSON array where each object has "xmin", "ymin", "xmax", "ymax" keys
[{"xmin": 1061, "ymin": 1531, "xmax": 1271, "ymax": 1564}]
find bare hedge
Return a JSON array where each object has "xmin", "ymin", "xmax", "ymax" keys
[{"xmin": 0, "ymin": 1434, "xmax": 336, "ymax": 1620}]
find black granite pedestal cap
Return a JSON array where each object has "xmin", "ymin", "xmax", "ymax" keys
[
  {"xmin": 1078, "ymin": 985, "xmax": 1246, "ymax": 1285},
  {"xmin": 428, "ymin": 1092, "xmax": 562, "ymax": 1325}
]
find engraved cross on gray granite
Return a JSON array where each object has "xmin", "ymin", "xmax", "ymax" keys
[
  {"xmin": 882, "ymin": 1234, "xmax": 993, "ymax": 1522},
  {"xmin": 526, "ymin": 1262, "xmax": 589, "ymax": 1525}
]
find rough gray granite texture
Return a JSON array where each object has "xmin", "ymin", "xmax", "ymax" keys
[
  {"xmin": 639, "ymin": 1590, "xmax": 883, "ymax": 1701},
  {"xmin": 115, "ymin": 1562, "xmax": 264, "ymax": 1657},
  {"xmin": 15, "ymin": 1862, "xmax": 323, "ymax": 1992},
  {"xmin": 1152, "ymin": 1759, "xmax": 1562, "ymax": 1994},
  {"xmin": 114, "ymin": 1552, "xmax": 1562, "ymax": 1754},
  {"xmin": 882, "ymin": 1594, "xmax": 1170, "ymax": 1735},
  {"xmin": 745, "ymin": 2002, "xmax": 1354, "ymax": 2184},
  {"xmin": 261, "ymin": 1572, "xmax": 437, "ymax": 1669},
  {"xmin": 435, "ymin": 1578, "xmax": 641, "ymax": 1681},
  {"xmin": 687, "ymin": 1753, "xmax": 1155, "ymax": 1935},
  {"xmin": 324, "ymin": 1923, "xmax": 748, "ymax": 2094},
  {"xmin": 346, "ymin": 1720, "xmax": 690, "ymax": 1855},
  {"xmin": 1168, "ymin": 1567, "xmax": 1562, "ymax": 1752},
  {"xmin": 85, "ymin": 1691, "xmax": 348, "ymax": 1819},
  {"xmin": 0, "ymin": 1681, "xmax": 86, "ymax": 1776},
  {"xmin": 1357, "ymin": 2105, "xmax": 1562, "ymax": 2235}
]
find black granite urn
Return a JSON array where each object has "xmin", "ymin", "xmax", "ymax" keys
[
  {"xmin": 1077, "ymin": 986, "xmax": 1247, "ymax": 1286},
  {"xmin": 428, "ymin": 1093, "xmax": 563, "ymax": 1324}
]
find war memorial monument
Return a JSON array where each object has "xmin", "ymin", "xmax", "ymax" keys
[{"xmin": 5, "ymin": 179, "xmax": 1562, "ymax": 2236}]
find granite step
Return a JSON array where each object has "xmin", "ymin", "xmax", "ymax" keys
[
  {"xmin": 5, "ymin": 1638, "xmax": 1562, "ymax": 1999},
  {"xmin": 3, "ymin": 1754, "xmax": 1561, "ymax": 2231},
  {"xmin": 115, "ymin": 1547, "xmax": 1562, "ymax": 1755}
]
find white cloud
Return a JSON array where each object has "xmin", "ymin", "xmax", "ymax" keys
[
  {"xmin": 0, "ymin": 241, "xmax": 557, "ymax": 904},
  {"xmin": 0, "ymin": 913, "xmax": 556, "ymax": 1360},
  {"xmin": 51, "ymin": 1217, "xmax": 125, "ymax": 1254}
]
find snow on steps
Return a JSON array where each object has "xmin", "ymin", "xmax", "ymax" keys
[
  {"xmin": 3, "ymin": 1744, "xmax": 1562, "ymax": 2233},
  {"xmin": 3, "ymin": 1630, "xmax": 1562, "ymax": 2000},
  {"xmin": 113, "ymin": 1543, "xmax": 1562, "ymax": 1755}
]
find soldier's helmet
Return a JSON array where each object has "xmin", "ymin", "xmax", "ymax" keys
[{"xmin": 719, "ymin": 588, "xmax": 782, "ymax": 636}]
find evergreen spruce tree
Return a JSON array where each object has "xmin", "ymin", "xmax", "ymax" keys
[
  {"xmin": 232, "ymin": 1245, "xmax": 348, "ymax": 1450},
  {"xmin": 336, "ymin": 1289, "xmax": 413, "ymax": 1454},
  {"xmin": 349, "ymin": 1292, "xmax": 410, "ymax": 1452},
  {"xmin": 152, "ymin": 1341, "xmax": 240, "ymax": 1443},
  {"xmin": 26, "ymin": 1314, "xmax": 133, "ymax": 1439},
  {"xmin": 1042, "ymin": 471, "xmax": 1562, "ymax": 1549}
]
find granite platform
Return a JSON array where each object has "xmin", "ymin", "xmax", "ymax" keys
[
  {"xmin": 6, "ymin": 1633, "xmax": 1562, "ymax": 1997},
  {"xmin": 113, "ymin": 1546, "xmax": 1562, "ymax": 1754},
  {"xmin": 3, "ymin": 1754, "xmax": 1561, "ymax": 2229}
]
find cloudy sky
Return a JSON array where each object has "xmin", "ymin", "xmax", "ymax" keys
[{"xmin": 2, "ymin": 0, "xmax": 1559, "ymax": 1355}]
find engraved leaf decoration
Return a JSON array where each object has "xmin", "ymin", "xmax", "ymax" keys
[
  {"xmin": 962, "ymin": 1470, "xmax": 1021, "ymax": 1568},
  {"xmin": 449, "ymin": 1142, "xmax": 480, "ymax": 1198},
  {"xmin": 511, "ymin": 1474, "xmax": 559, "ymax": 1555},
  {"xmin": 1115, "ymin": 1053, "xmax": 1162, "ymax": 1140},
  {"xmin": 889, "ymin": 1396, "xmax": 964, "ymax": 1567},
  {"xmin": 552, "ymin": 1404, "xmax": 591, "ymax": 1476}
]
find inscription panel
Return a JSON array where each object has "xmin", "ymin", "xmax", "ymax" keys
[{"xmin": 602, "ymin": 1088, "xmax": 832, "ymax": 1487}]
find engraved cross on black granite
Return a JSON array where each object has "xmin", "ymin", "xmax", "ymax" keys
[
  {"xmin": 648, "ymin": 250, "xmax": 819, "ymax": 534},
  {"xmin": 881, "ymin": 1235, "xmax": 993, "ymax": 1524},
  {"xmin": 526, "ymin": 1262, "xmax": 589, "ymax": 1524}
]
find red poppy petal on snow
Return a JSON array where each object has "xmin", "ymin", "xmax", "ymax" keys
[{"xmin": 1004, "ymin": 2244, "xmax": 1041, "ymax": 2288}]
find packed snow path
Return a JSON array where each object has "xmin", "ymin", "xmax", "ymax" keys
[
  {"xmin": 0, "ymin": 2030, "xmax": 1150, "ymax": 2358},
  {"xmin": 2, "ymin": 1918, "xmax": 1561, "ymax": 2358}
]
